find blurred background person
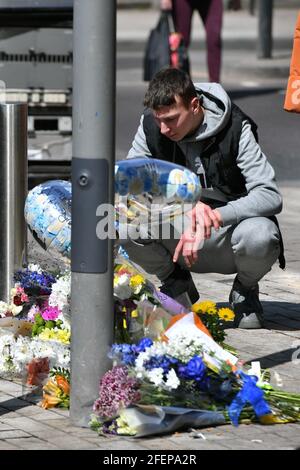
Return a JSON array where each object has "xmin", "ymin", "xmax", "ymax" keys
[
  {"xmin": 161, "ymin": 0, "xmax": 241, "ymax": 83},
  {"xmin": 161, "ymin": 0, "xmax": 223, "ymax": 82}
]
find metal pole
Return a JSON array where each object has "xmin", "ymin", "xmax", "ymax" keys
[
  {"xmin": 257, "ymin": 0, "xmax": 273, "ymax": 58},
  {"xmin": 70, "ymin": 0, "xmax": 116, "ymax": 426},
  {"xmin": 0, "ymin": 103, "xmax": 27, "ymax": 303}
]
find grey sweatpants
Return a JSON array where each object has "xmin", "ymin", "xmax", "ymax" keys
[{"xmin": 121, "ymin": 217, "xmax": 281, "ymax": 288}]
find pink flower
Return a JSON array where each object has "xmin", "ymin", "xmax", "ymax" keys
[
  {"xmin": 27, "ymin": 305, "xmax": 40, "ymax": 323},
  {"xmin": 16, "ymin": 286, "xmax": 29, "ymax": 302},
  {"xmin": 41, "ymin": 305, "xmax": 61, "ymax": 321},
  {"xmin": 21, "ymin": 293, "xmax": 29, "ymax": 302}
]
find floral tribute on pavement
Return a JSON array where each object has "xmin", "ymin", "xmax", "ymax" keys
[
  {"xmin": 0, "ymin": 264, "xmax": 71, "ymax": 408},
  {"xmin": 1, "ymin": 260, "xmax": 300, "ymax": 434},
  {"xmin": 90, "ymin": 260, "xmax": 300, "ymax": 437}
]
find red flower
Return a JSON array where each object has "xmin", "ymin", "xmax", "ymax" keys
[{"xmin": 13, "ymin": 295, "xmax": 23, "ymax": 306}]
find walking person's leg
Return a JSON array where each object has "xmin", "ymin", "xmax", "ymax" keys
[
  {"xmin": 172, "ymin": 0, "xmax": 194, "ymax": 48},
  {"xmin": 197, "ymin": 0, "xmax": 223, "ymax": 82}
]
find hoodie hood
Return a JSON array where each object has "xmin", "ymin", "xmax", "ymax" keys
[{"xmin": 180, "ymin": 82, "xmax": 231, "ymax": 143}]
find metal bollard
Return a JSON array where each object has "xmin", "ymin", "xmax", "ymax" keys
[{"xmin": 0, "ymin": 103, "xmax": 28, "ymax": 303}]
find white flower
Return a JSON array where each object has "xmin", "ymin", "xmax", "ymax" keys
[
  {"xmin": 0, "ymin": 301, "xmax": 23, "ymax": 318},
  {"xmin": 48, "ymin": 271, "xmax": 71, "ymax": 311},
  {"xmin": 0, "ymin": 301, "xmax": 9, "ymax": 318},
  {"xmin": 114, "ymin": 274, "xmax": 132, "ymax": 300},
  {"xmin": 10, "ymin": 287, "xmax": 18, "ymax": 297},
  {"xmin": 0, "ymin": 333, "xmax": 70, "ymax": 377},
  {"xmin": 147, "ymin": 367, "xmax": 164, "ymax": 387},
  {"xmin": 10, "ymin": 304, "xmax": 23, "ymax": 316},
  {"xmin": 165, "ymin": 368, "xmax": 180, "ymax": 390},
  {"xmin": 28, "ymin": 263, "xmax": 42, "ymax": 273}
]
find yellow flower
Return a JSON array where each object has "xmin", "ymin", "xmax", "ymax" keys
[
  {"xmin": 38, "ymin": 327, "xmax": 70, "ymax": 344},
  {"xmin": 192, "ymin": 300, "xmax": 217, "ymax": 314},
  {"xmin": 38, "ymin": 328, "xmax": 53, "ymax": 341},
  {"xmin": 54, "ymin": 329, "xmax": 71, "ymax": 344},
  {"xmin": 40, "ymin": 393, "xmax": 62, "ymax": 409},
  {"xmin": 129, "ymin": 274, "xmax": 145, "ymax": 289},
  {"xmin": 218, "ymin": 307, "xmax": 235, "ymax": 322},
  {"xmin": 207, "ymin": 307, "xmax": 218, "ymax": 316},
  {"xmin": 43, "ymin": 378, "xmax": 61, "ymax": 396}
]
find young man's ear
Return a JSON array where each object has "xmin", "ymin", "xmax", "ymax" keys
[{"xmin": 190, "ymin": 97, "xmax": 201, "ymax": 114}]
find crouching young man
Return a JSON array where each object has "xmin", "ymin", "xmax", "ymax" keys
[{"xmin": 123, "ymin": 68, "xmax": 284, "ymax": 329}]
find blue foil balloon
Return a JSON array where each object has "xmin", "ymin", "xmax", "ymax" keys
[
  {"xmin": 25, "ymin": 180, "xmax": 72, "ymax": 261},
  {"xmin": 25, "ymin": 158, "xmax": 201, "ymax": 259},
  {"xmin": 115, "ymin": 158, "xmax": 202, "ymax": 225},
  {"xmin": 115, "ymin": 158, "xmax": 201, "ymax": 203}
]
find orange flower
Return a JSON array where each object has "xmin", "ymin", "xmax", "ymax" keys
[
  {"xmin": 56, "ymin": 375, "xmax": 70, "ymax": 395},
  {"xmin": 40, "ymin": 393, "xmax": 62, "ymax": 410}
]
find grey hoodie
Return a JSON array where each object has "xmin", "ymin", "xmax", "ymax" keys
[{"xmin": 127, "ymin": 83, "xmax": 282, "ymax": 227}]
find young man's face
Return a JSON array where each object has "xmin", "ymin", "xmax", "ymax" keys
[{"xmin": 152, "ymin": 95, "xmax": 203, "ymax": 142}]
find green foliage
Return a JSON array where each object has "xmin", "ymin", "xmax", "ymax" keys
[
  {"xmin": 50, "ymin": 366, "xmax": 70, "ymax": 382},
  {"xmin": 197, "ymin": 312, "xmax": 226, "ymax": 344}
]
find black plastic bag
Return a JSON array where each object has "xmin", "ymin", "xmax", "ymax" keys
[{"xmin": 143, "ymin": 11, "xmax": 189, "ymax": 82}]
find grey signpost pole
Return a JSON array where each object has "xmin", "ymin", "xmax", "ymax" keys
[
  {"xmin": 257, "ymin": 0, "xmax": 273, "ymax": 59},
  {"xmin": 0, "ymin": 103, "xmax": 27, "ymax": 304},
  {"xmin": 70, "ymin": 0, "xmax": 116, "ymax": 426}
]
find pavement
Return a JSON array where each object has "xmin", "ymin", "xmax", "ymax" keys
[{"xmin": 1, "ymin": 7, "xmax": 300, "ymax": 452}]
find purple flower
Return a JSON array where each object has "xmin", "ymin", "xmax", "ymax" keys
[
  {"xmin": 93, "ymin": 366, "xmax": 140, "ymax": 418},
  {"xmin": 178, "ymin": 356, "xmax": 207, "ymax": 382}
]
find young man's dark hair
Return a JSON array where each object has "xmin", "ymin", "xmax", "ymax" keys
[{"xmin": 143, "ymin": 68, "xmax": 197, "ymax": 110}]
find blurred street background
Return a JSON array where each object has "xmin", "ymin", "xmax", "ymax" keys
[{"xmin": 116, "ymin": 1, "xmax": 300, "ymax": 185}]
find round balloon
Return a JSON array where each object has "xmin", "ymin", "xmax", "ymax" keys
[
  {"xmin": 115, "ymin": 157, "xmax": 201, "ymax": 225},
  {"xmin": 25, "ymin": 180, "xmax": 71, "ymax": 261}
]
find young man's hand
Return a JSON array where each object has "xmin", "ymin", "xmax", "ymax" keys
[
  {"xmin": 160, "ymin": 0, "xmax": 172, "ymax": 10},
  {"xmin": 173, "ymin": 202, "xmax": 223, "ymax": 267}
]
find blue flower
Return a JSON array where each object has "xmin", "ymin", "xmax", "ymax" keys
[
  {"xmin": 134, "ymin": 337, "xmax": 153, "ymax": 353},
  {"xmin": 14, "ymin": 269, "xmax": 56, "ymax": 294},
  {"xmin": 109, "ymin": 343, "xmax": 136, "ymax": 366},
  {"xmin": 144, "ymin": 355, "xmax": 179, "ymax": 374},
  {"xmin": 178, "ymin": 356, "xmax": 207, "ymax": 382}
]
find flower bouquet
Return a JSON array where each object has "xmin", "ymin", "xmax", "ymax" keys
[
  {"xmin": 0, "ymin": 264, "xmax": 58, "ymax": 336},
  {"xmin": 91, "ymin": 314, "xmax": 300, "ymax": 437},
  {"xmin": 114, "ymin": 261, "xmax": 191, "ymax": 344},
  {"xmin": 114, "ymin": 263, "xmax": 161, "ymax": 343},
  {"xmin": 40, "ymin": 367, "xmax": 70, "ymax": 409},
  {"xmin": 0, "ymin": 265, "xmax": 71, "ymax": 389}
]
